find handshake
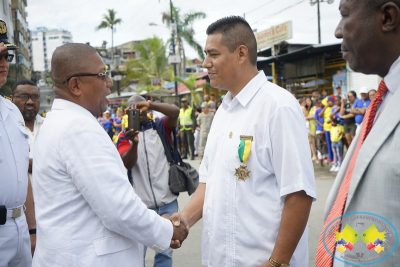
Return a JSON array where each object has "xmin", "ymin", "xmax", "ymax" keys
[{"xmin": 163, "ymin": 213, "xmax": 190, "ymax": 249}]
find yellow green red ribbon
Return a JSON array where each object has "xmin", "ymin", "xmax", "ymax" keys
[{"xmin": 238, "ymin": 139, "xmax": 252, "ymax": 163}]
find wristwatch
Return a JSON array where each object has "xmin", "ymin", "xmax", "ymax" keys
[{"xmin": 269, "ymin": 257, "xmax": 290, "ymax": 267}]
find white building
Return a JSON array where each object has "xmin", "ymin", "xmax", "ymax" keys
[{"xmin": 31, "ymin": 27, "xmax": 72, "ymax": 72}]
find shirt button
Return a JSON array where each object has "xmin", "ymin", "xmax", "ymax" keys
[
  {"xmin": 16, "ymin": 159, "xmax": 19, "ymax": 163},
  {"xmin": 18, "ymin": 179, "xmax": 22, "ymax": 183}
]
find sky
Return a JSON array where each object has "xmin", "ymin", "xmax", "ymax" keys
[{"xmin": 27, "ymin": 0, "xmax": 342, "ymax": 60}]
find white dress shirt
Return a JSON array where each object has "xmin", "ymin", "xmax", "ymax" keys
[
  {"xmin": 0, "ymin": 96, "xmax": 29, "ymax": 209},
  {"xmin": 0, "ymin": 95, "xmax": 32, "ymax": 266},
  {"xmin": 200, "ymin": 71, "xmax": 317, "ymax": 267},
  {"xmin": 26, "ymin": 114, "xmax": 44, "ymax": 181},
  {"xmin": 32, "ymin": 99, "xmax": 173, "ymax": 267}
]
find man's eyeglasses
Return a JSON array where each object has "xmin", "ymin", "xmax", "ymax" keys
[
  {"xmin": 0, "ymin": 54, "xmax": 14, "ymax": 63},
  {"xmin": 62, "ymin": 71, "xmax": 109, "ymax": 84},
  {"xmin": 13, "ymin": 94, "xmax": 40, "ymax": 101}
]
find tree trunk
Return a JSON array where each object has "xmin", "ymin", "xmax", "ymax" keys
[
  {"xmin": 111, "ymin": 26, "xmax": 114, "ymax": 64},
  {"xmin": 181, "ymin": 40, "xmax": 186, "ymax": 77}
]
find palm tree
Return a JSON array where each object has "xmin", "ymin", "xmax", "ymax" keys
[
  {"xmin": 125, "ymin": 37, "xmax": 173, "ymax": 92},
  {"xmin": 175, "ymin": 74, "xmax": 210, "ymax": 107},
  {"xmin": 162, "ymin": 5, "xmax": 206, "ymax": 76},
  {"xmin": 96, "ymin": 9, "xmax": 122, "ymax": 63}
]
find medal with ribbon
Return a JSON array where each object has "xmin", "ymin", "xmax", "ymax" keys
[{"xmin": 235, "ymin": 135, "xmax": 253, "ymax": 181}]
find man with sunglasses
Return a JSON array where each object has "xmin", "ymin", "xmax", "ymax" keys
[
  {"xmin": 0, "ymin": 19, "xmax": 36, "ymax": 267},
  {"xmin": 31, "ymin": 43, "xmax": 187, "ymax": 267}
]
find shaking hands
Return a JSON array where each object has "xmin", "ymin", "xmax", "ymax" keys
[{"xmin": 163, "ymin": 213, "xmax": 190, "ymax": 249}]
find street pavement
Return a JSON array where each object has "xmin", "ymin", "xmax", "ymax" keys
[{"xmin": 145, "ymin": 158, "xmax": 337, "ymax": 267}]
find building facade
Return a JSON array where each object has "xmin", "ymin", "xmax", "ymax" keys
[
  {"xmin": 12, "ymin": 0, "xmax": 31, "ymax": 80},
  {"xmin": 31, "ymin": 27, "xmax": 72, "ymax": 72}
]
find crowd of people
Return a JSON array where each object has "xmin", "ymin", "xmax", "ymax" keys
[
  {"xmin": 299, "ymin": 86, "xmax": 376, "ymax": 172},
  {"xmin": 2, "ymin": 2, "xmax": 400, "ymax": 266},
  {"xmin": 96, "ymin": 94, "xmax": 220, "ymax": 162}
]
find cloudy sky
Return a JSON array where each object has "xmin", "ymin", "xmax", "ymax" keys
[{"xmin": 27, "ymin": 0, "xmax": 342, "ymax": 59}]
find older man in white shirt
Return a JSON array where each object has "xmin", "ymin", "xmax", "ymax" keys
[
  {"xmin": 170, "ymin": 17, "xmax": 316, "ymax": 267},
  {"xmin": 32, "ymin": 43, "xmax": 187, "ymax": 267}
]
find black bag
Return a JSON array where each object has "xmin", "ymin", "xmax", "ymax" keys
[{"xmin": 155, "ymin": 124, "xmax": 199, "ymax": 195}]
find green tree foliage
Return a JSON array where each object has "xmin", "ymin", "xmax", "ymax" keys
[
  {"xmin": 162, "ymin": 5, "xmax": 206, "ymax": 75},
  {"xmin": 96, "ymin": 9, "xmax": 122, "ymax": 61},
  {"xmin": 125, "ymin": 37, "xmax": 173, "ymax": 92},
  {"xmin": 175, "ymin": 74, "xmax": 210, "ymax": 107}
]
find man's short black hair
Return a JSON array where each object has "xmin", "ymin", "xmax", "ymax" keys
[
  {"xmin": 206, "ymin": 16, "xmax": 257, "ymax": 66},
  {"xmin": 12, "ymin": 79, "xmax": 38, "ymax": 94},
  {"xmin": 312, "ymin": 89, "xmax": 319, "ymax": 93}
]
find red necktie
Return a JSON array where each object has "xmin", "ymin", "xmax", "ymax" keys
[{"xmin": 315, "ymin": 81, "xmax": 388, "ymax": 266}]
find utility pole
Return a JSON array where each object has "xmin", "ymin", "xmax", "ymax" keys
[
  {"xmin": 13, "ymin": 9, "xmax": 19, "ymax": 81},
  {"xmin": 169, "ymin": 0, "xmax": 179, "ymax": 106},
  {"xmin": 317, "ymin": 0, "xmax": 321, "ymax": 44},
  {"xmin": 310, "ymin": 0, "xmax": 335, "ymax": 44}
]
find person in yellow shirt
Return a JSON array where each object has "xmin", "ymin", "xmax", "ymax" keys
[
  {"xmin": 318, "ymin": 96, "xmax": 334, "ymax": 163},
  {"xmin": 305, "ymin": 97, "xmax": 317, "ymax": 160},
  {"xmin": 329, "ymin": 117, "xmax": 344, "ymax": 172}
]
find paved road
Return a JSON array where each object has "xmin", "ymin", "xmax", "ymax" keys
[{"xmin": 145, "ymin": 159, "xmax": 337, "ymax": 267}]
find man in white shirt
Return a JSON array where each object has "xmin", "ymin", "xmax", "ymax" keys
[
  {"xmin": 32, "ymin": 43, "xmax": 187, "ymax": 267},
  {"xmin": 0, "ymin": 20, "xmax": 36, "ymax": 267},
  {"xmin": 170, "ymin": 16, "xmax": 316, "ymax": 267},
  {"xmin": 11, "ymin": 79, "xmax": 44, "ymax": 181},
  {"xmin": 317, "ymin": 1, "xmax": 400, "ymax": 266}
]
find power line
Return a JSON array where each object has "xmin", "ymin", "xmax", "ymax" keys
[
  {"xmin": 244, "ymin": 0, "xmax": 278, "ymax": 15},
  {"xmin": 250, "ymin": 0, "xmax": 307, "ymax": 26}
]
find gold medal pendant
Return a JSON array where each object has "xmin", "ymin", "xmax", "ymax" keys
[
  {"xmin": 236, "ymin": 135, "xmax": 253, "ymax": 181},
  {"xmin": 235, "ymin": 165, "xmax": 251, "ymax": 181}
]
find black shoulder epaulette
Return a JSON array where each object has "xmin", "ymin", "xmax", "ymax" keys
[{"xmin": 0, "ymin": 92, "xmax": 12, "ymax": 101}]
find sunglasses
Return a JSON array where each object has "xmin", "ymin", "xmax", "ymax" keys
[
  {"xmin": 0, "ymin": 54, "xmax": 14, "ymax": 63},
  {"xmin": 13, "ymin": 94, "xmax": 40, "ymax": 101},
  {"xmin": 62, "ymin": 71, "xmax": 109, "ymax": 84}
]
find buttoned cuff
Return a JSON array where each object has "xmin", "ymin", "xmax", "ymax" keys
[{"xmin": 152, "ymin": 217, "xmax": 173, "ymax": 252}]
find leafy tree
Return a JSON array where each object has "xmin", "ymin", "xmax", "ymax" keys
[
  {"xmin": 162, "ymin": 5, "xmax": 206, "ymax": 76},
  {"xmin": 175, "ymin": 74, "xmax": 210, "ymax": 107},
  {"xmin": 125, "ymin": 37, "xmax": 173, "ymax": 92},
  {"xmin": 96, "ymin": 9, "xmax": 122, "ymax": 62}
]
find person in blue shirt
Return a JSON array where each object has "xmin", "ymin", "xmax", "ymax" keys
[
  {"xmin": 102, "ymin": 110, "xmax": 114, "ymax": 139},
  {"xmin": 351, "ymin": 87, "xmax": 371, "ymax": 129},
  {"xmin": 331, "ymin": 95, "xmax": 344, "ymax": 125}
]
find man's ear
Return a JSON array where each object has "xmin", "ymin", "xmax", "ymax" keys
[
  {"xmin": 68, "ymin": 77, "xmax": 82, "ymax": 97},
  {"xmin": 237, "ymin": 45, "xmax": 249, "ymax": 64},
  {"xmin": 381, "ymin": 2, "xmax": 400, "ymax": 33}
]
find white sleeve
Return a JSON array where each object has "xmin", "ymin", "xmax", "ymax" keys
[
  {"xmin": 60, "ymin": 125, "xmax": 173, "ymax": 250},
  {"xmin": 268, "ymin": 106, "xmax": 317, "ymax": 200},
  {"xmin": 199, "ymin": 141, "xmax": 209, "ymax": 184}
]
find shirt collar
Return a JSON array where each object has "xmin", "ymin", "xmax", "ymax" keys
[
  {"xmin": 140, "ymin": 120, "xmax": 155, "ymax": 132},
  {"xmin": 51, "ymin": 99, "xmax": 97, "ymax": 120},
  {"xmin": 35, "ymin": 114, "xmax": 45, "ymax": 124},
  {"xmin": 384, "ymin": 55, "xmax": 400, "ymax": 93},
  {"xmin": 221, "ymin": 71, "xmax": 268, "ymax": 110}
]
